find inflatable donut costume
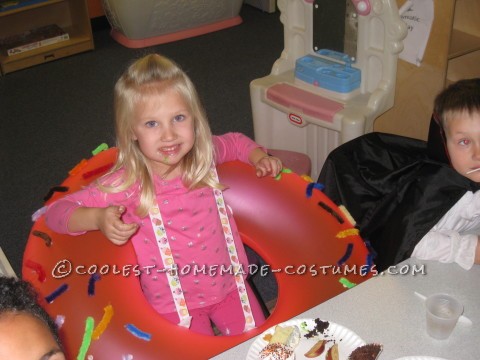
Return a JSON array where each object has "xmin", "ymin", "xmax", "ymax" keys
[{"xmin": 23, "ymin": 147, "xmax": 373, "ymax": 359}]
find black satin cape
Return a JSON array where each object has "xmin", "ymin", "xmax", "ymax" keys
[{"xmin": 318, "ymin": 119, "xmax": 480, "ymax": 271}]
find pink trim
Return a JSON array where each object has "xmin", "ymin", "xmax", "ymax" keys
[
  {"xmin": 266, "ymin": 83, "xmax": 344, "ymax": 123},
  {"xmin": 351, "ymin": 0, "xmax": 371, "ymax": 16},
  {"xmin": 110, "ymin": 16, "xmax": 243, "ymax": 48}
]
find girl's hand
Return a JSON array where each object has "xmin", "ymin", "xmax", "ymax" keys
[
  {"xmin": 255, "ymin": 155, "xmax": 283, "ymax": 178},
  {"xmin": 97, "ymin": 206, "xmax": 138, "ymax": 245}
]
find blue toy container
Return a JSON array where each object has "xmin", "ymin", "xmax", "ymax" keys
[{"xmin": 295, "ymin": 49, "xmax": 361, "ymax": 93}]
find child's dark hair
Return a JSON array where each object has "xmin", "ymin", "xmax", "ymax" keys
[
  {"xmin": 0, "ymin": 276, "xmax": 62, "ymax": 346},
  {"xmin": 434, "ymin": 78, "xmax": 480, "ymax": 129}
]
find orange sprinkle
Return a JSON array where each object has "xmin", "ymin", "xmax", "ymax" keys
[{"xmin": 92, "ymin": 304, "xmax": 114, "ymax": 340}]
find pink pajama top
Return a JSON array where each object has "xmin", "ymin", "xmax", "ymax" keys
[{"xmin": 45, "ymin": 133, "xmax": 262, "ymax": 314}]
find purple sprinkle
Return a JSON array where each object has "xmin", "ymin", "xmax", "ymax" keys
[
  {"xmin": 306, "ymin": 182, "xmax": 325, "ymax": 198},
  {"xmin": 45, "ymin": 283, "xmax": 69, "ymax": 303},
  {"xmin": 337, "ymin": 243, "xmax": 354, "ymax": 266},
  {"xmin": 88, "ymin": 273, "xmax": 101, "ymax": 296},
  {"xmin": 362, "ymin": 253, "xmax": 374, "ymax": 275}
]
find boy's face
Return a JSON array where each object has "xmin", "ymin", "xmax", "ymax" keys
[{"xmin": 445, "ymin": 111, "xmax": 480, "ymax": 182}]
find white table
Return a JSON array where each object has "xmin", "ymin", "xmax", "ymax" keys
[{"xmin": 211, "ymin": 259, "xmax": 480, "ymax": 359}]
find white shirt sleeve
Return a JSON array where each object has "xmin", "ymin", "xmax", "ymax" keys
[
  {"xmin": 412, "ymin": 230, "xmax": 477, "ymax": 270},
  {"xmin": 412, "ymin": 191, "xmax": 480, "ymax": 270}
]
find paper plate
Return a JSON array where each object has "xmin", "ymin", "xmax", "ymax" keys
[{"xmin": 247, "ymin": 318, "xmax": 366, "ymax": 360}]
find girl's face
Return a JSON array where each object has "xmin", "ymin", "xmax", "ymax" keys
[
  {"xmin": 0, "ymin": 313, "xmax": 65, "ymax": 360},
  {"xmin": 132, "ymin": 87, "xmax": 195, "ymax": 179},
  {"xmin": 445, "ymin": 111, "xmax": 480, "ymax": 182}
]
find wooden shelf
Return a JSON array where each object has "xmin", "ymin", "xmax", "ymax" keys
[
  {"xmin": 0, "ymin": 0, "xmax": 93, "ymax": 74},
  {"xmin": 447, "ymin": 0, "xmax": 480, "ymax": 83},
  {"xmin": 447, "ymin": 49, "xmax": 480, "ymax": 84},
  {"xmin": 374, "ymin": 0, "xmax": 480, "ymax": 141},
  {"xmin": 0, "ymin": 0, "xmax": 64, "ymax": 16},
  {"xmin": 448, "ymin": 29, "xmax": 480, "ymax": 59}
]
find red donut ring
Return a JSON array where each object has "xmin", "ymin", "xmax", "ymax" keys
[{"xmin": 23, "ymin": 148, "xmax": 372, "ymax": 359}]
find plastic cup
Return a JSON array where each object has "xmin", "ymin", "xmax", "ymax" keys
[{"xmin": 425, "ymin": 293, "xmax": 463, "ymax": 340}]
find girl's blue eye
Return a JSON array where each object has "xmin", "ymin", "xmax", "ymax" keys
[
  {"xmin": 174, "ymin": 114, "xmax": 185, "ymax": 122},
  {"xmin": 145, "ymin": 121, "xmax": 157, "ymax": 128}
]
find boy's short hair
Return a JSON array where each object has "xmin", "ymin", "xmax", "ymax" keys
[
  {"xmin": 434, "ymin": 78, "xmax": 480, "ymax": 130},
  {"xmin": 0, "ymin": 276, "xmax": 61, "ymax": 346}
]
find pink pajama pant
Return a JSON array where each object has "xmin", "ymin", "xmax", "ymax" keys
[{"xmin": 160, "ymin": 282, "xmax": 266, "ymax": 335}]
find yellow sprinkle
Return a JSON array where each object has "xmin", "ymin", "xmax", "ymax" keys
[
  {"xmin": 91, "ymin": 304, "xmax": 114, "ymax": 340},
  {"xmin": 301, "ymin": 174, "xmax": 314, "ymax": 182},
  {"xmin": 336, "ymin": 228, "xmax": 360, "ymax": 238}
]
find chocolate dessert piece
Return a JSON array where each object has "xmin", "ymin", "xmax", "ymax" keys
[
  {"xmin": 304, "ymin": 318, "xmax": 330, "ymax": 339},
  {"xmin": 348, "ymin": 344, "xmax": 383, "ymax": 360}
]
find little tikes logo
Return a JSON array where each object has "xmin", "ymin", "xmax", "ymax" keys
[{"xmin": 288, "ymin": 113, "xmax": 303, "ymax": 126}]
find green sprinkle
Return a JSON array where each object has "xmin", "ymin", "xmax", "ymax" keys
[
  {"xmin": 339, "ymin": 277, "xmax": 356, "ymax": 289},
  {"xmin": 92, "ymin": 143, "xmax": 109, "ymax": 155},
  {"xmin": 275, "ymin": 168, "xmax": 293, "ymax": 180},
  {"xmin": 77, "ymin": 317, "xmax": 94, "ymax": 360}
]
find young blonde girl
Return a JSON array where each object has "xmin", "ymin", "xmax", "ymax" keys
[{"xmin": 45, "ymin": 54, "xmax": 282, "ymax": 335}]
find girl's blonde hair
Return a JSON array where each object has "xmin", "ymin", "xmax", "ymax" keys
[{"xmin": 100, "ymin": 53, "xmax": 219, "ymax": 217}]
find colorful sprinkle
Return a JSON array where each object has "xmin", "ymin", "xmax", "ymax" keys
[
  {"xmin": 338, "ymin": 205, "xmax": 356, "ymax": 226},
  {"xmin": 125, "ymin": 324, "xmax": 151, "ymax": 341},
  {"xmin": 88, "ymin": 273, "xmax": 101, "ymax": 296},
  {"xmin": 31, "ymin": 206, "xmax": 48, "ymax": 221},
  {"xmin": 32, "ymin": 230, "xmax": 52, "ymax": 247},
  {"xmin": 362, "ymin": 253, "xmax": 374, "ymax": 275},
  {"xmin": 274, "ymin": 168, "xmax": 293, "ymax": 180},
  {"xmin": 306, "ymin": 182, "xmax": 325, "ymax": 197},
  {"xmin": 91, "ymin": 143, "xmax": 109, "ymax": 155},
  {"xmin": 363, "ymin": 239, "xmax": 378, "ymax": 257},
  {"xmin": 82, "ymin": 163, "xmax": 114, "ymax": 180},
  {"xmin": 339, "ymin": 277, "xmax": 356, "ymax": 288},
  {"xmin": 77, "ymin": 317, "xmax": 94, "ymax": 360},
  {"xmin": 301, "ymin": 174, "xmax": 314, "ymax": 182},
  {"xmin": 335, "ymin": 228, "xmax": 360, "ymax": 238},
  {"xmin": 55, "ymin": 315, "xmax": 65, "ymax": 329},
  {"xmin": 43, "ymin": 186, "xmax": 69, "ymax": 202},
  {"xmin": 92, "ymin": 304, "xmax": 114, "ymax": 340},
  {"xmin": 45, "ymin": 283, "xmax": 69, "ymax": 303},
  {"xmin": 318, "ymin": 201, "xmax": 344, "ymax": 224},
  {"xmin": 24, "ymin": 259, "xmax": 46, "ymax": 282},
  {"xmin": 337, "ymin": 243, "xmax": 354, "ymax": 266}
]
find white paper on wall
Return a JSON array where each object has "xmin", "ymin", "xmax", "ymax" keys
[{"xmin": 399, "ymin": 0, "xmax": 434, "ymax": 66}]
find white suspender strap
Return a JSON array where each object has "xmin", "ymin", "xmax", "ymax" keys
[
  {"xmin": 149, "ymin": 204, "xmax": 192, "ymax": 328},
  {"xmin": 148, "ymin": 167, "xmax": 255, "ymax": 332}
]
